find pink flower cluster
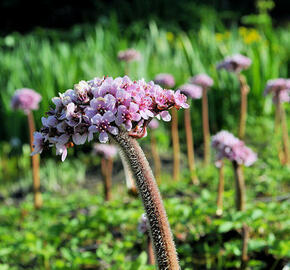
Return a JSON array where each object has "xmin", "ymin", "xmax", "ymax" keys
[
  {"xmin": 154, "ymin": 73, "xmax": 175, "ymax": 88},
  {"xmin": 216, "ymin": 54, "xmax": 252, "ymax": 73},
  {"xmin": 263, "ymin": 78, "xmax": 290, "ymax": 104},
  {"xmin": 93, "ymin": 143, "xmax": 118, "ymax": 159},
  {"xmin": 138, "ymin": 213, "xmax": 149, "ymax": 234},
  {"xmin": 190, "ymin": 74, "xmax": 213, "ymax": 88},
  {"xmin": 117, "ymin": 49, "xmax": 141, "ymax": 62},
  {"xmin": 212, "ymin": 130, "xmax": 257, "ymax": 166},
  {"xmin": 11, "ymin": 88, "xmax": 42, "ymax": 114},
  {"xmin": 179, "ymin": 83, "xmax": 202, "ymax": 99},
  {"xmin": 32, "ymin": 76, "xmax": 188, "ymax": 161}
]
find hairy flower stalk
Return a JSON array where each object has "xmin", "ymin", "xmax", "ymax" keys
[
  {"xmin": 232, "ymin": 161, "xmax": 246, "ymax": 211},
  {"xmin": 217, "ymin": 54, "xmax": 252, "ymax": 140},
  {"xmin": 215, "ymin": 160, "xmax": 224, "ymax": 216},
  {"xmin": 190, "ymin": 74, "xmax": 213, "ymax": 166},
  {"xmin": 264, "ymin": 78, "xmax": 290, "ymax": 165},
  {"xmin": 138, "ymin": 214, "xmax": 155, "ymax": 265},
  {"xmin": 101, "ymin": 158, "xmax": 112, "ymax": 200},
  {"xmin": 94, "ymin": 144, "xmax": 117, "ymax": 201},
  {"xmin": 238, "ymin": 74, "xmax": 250, "ymax": 139},
  {"xmin": 112, "ymin": 131, "xmax": 179, "ymax": 269},
  {"xmin": 184, "ymin": 107, "xmax": 198, "ymax": 184},
  {"xmin": 180, "ymin": 84, "xmax": 202, "ymax": 184},
  {"xmin": 11, "ymin": 88, "xmax": 42, "ymax": 209},
  {"xmin": 171, "ymin": 108, "xmax": 180, "ymax": 181},
  {"xmin": 28, "ymin": 112, "xmax": 43, "ymax": 209},
  {"xmin": 212, "ymin": 130, "xmax": 256, "ymax": 268},
  {"xmin": 280, "ymin": 106, "xmax": 290, "ymax": 165},
  {"xmin": 149, "ymin": 119, "xmax": 162, "ymax": 183},
  {"xmin": 120, "ymin": 150, "xmax": 138, "ymax": 195},
  {"xmin": 154, "ymin": 74, "xmax": 180, "ymax": 181},
  {"xmin": 32, "ymin": 76, "xmax": 188, "ymax": 269}
]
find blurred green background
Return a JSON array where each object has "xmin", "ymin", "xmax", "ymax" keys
[{"xmin": 0, "ymin": 0, "xmax": 289, "ymax": 269}]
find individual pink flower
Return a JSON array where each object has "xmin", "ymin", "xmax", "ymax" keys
[
  {"xmin": 93, "ymin": 143, "xmax": 118, "ymax": 159},
  {"xmin": 74, "ymin": 80, "xmax": 91, "ymax": 103},
  {"xmin": 154, "ymin": 73, "xmax": 175, "ymax": 88},
  {"xmin": 89, "ymin": 111, "xmax": 118, "ymax": 143},
  {"xmin": 173, "ymin": 90, "xmax": 189, "ymax": 109},
  {"xmin": 11, "ymin": 88, "xmax": 42, "ymax": 114},
  {"xmin": 117, "ymin": 49, "xmax": 141, "ymax": 62},
  {"xmin": 179, "ymin": 83, "xmax": 202, "ymax": 99},
  {"xmin": 212, "ymin": 130, "xmax": 257, "ymax": 166},
  {"xmin": 216, "ymin": 54, "xmax": 252, "ymax": 73},
  {"xmin": 148, "ymin": 119, "xmax": 159, "ymax": 130},
  {"xmin": 116, "ymin": 103, "xmax": 141, "ymax": 130},
  {"xmin": 190, "ymin": 74, "xmax": 213, "ymax": 88},
  {"xmin": 32, "ymin": 76, "xmax": 188, "ymax": 161}
]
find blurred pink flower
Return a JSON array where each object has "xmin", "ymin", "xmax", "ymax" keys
[
  {"xmin": 217, "ymin": 54, "xmax": 252, "ymax": 73},
  {"xmin": 212, "ymin": 130, "xmax": 257, "ymax": 166},
  {"xmin": 190, "ymin": 74, "xmax": 213, "ymax": 88},
  {"xmin": 179, "ymin": 83, "xmax": 202, "ymax": 99},
  {"xmin": 154, "ymin": 73, "xmax": 175, "ymax": 88},
  {"xmin": 93, "ymin": 143, "xmax": 118, "ymax": 159},
  {"xmin": 11, "ymin": 88, "xmax": 42, "ymax": 114},
  {"xmin": 117, "ymin": 49, "xmax": 141, "ymax": 62}
]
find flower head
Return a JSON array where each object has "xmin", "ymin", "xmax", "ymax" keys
[
  {"xmin": 263, "ymin": 78, "xmax": 290, "ymax": 104},
  {"xmin": 32, "ymin": 76, "xmax": 188, "ymax": 161},
  {"xmin": 212, "ymin": 130, "xmax": 257, "ymax": 166},
  {"xmin": 179, "ymin": 83, "xmax": 202, "ymax": 99},
  {"xmin": 190, "ymin": 74, "xmax": 213, "ymax": 88},
  {"xmin": 11, "ymin": 88, "xmax": 42, "ymax": 114},
  {"xmin": 93, "ymin": 143, "xmax": 118, "ymax": 159},
  {"xmin": 117, "ymin": 49, "xmax": 141, "ymax": 62},
  {"xmin": 216, "ymin": 54, "xmax": 252, "ymax": 73},
  {"xmin": 154, "ymin": 73, "xmax": 175, "ymax": 88}
]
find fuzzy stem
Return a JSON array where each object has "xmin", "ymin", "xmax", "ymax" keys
[
  {"xmin": 232, "ymin": 161, "xmax": 249, "ymax": 268},
  {"xmin": 124, "ymin": 62, "xmax": 129, "ymax": 76},
  {"xmin": 147, "ymin": 234, "xmax": 155, "ymax": 265},
  {"xmin": 238, "ymin": 74, "xmax": 249, "ymax": 140},
  {"xmin": 119, "ymin": 151, "xmax": 138, "ymax": 195},
  {"xmin": 184, "ymin": 104, "xmax": 199, "ymax": 184},
  {"xmin": 151, "ymin": 131, "xmax": 162, "ymax": 184},
  {"xmin": 216, "ymin": 161, "xmax": 224, "ymax": 216},
  {"xmin": 232, "ymin": 161, "xmax": 246, "ymax": 211},
  {"xmin": 274, "ymin": 100, "xmax": 284, "ymax": 164},
  {"xmin": 241, "ymin": 223, "xmax": 249, "ymax": 270},
  {"xmin": 171, "ymin": 108, "xmax": 180, "ymax": 181},
  {"xmin": 202, "ymin": 87, "xmax": 210, "ymax": 165},
  {"xmin": 274, "ymin": 99, "xmax": 281, "ymax": 133},
  {"xmin": 281, "ymin": 105, "xmax": 290, "ymax": 166},
  {"xmin": 27, "ymin": 111, "xmax": 42, "ymax": 209},
  {"xmin": 101, "ymin": 158, "xmax": 113, "ymax": 201},
  {"xmin": 111, "ymin": 131, "xmax": 180, "ymax": 269}
]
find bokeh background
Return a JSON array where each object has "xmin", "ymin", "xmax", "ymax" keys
[{"xmin": 0, "ymin": 0, "xmax": 289, "ymax": 269}]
